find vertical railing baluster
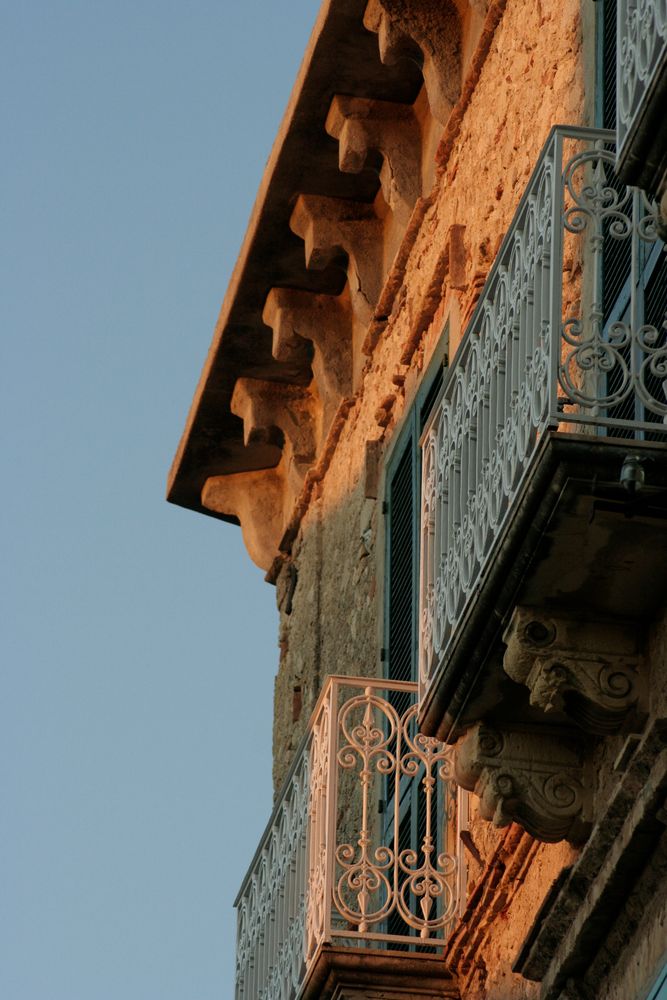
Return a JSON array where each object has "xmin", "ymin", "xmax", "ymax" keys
[{"xmin": 324, "ymin": 679, "xmax": 337, "ymax": 949}]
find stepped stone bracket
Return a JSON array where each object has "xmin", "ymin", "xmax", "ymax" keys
[
  {"xmin": 363, "ymin": 0, "xmax": 466, "ymax": 125},
  {"xmin": 503, "ymin": 608, "xmax": 644, "ymax": 736},
  {"xmin": 231, "ymin": 377, "xmax": 317, "ymax": 474},
  {"xmin": 326, "ymin": 95, "xmax": 421, "ymax": 226},
  {"xmin": 263, "ymin": 287, "xmax": 353, "ymax": 426},
  {"xmin": 290, "ymin": 194, "xmax": 385, "ymax": 328},
  {"xmin": 201, "ymin": 467, "xmax": 286, "ymax": 571},
  {"xmin": 454, "ymin": 723, "xmax": 591, "ymax": 843}
]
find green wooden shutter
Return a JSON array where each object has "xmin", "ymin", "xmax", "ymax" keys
[
  {"xmin": 382, "ymin": 347, "xmax": 447, "ymax": 944},
  {"xmin": 384, "ymin": 355, "xmax": 445, "ymax": 690},
  {"xmin": 386, "ymin": 437, "xmax": 417, "ymax": 688}
]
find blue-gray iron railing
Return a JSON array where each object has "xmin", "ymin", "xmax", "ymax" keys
[
  {"xmin": 617, "ymin": 0, "xmax": 667, "ymax": 172},
  {"xmin": 419, "ymin": 125, "xmax": 665, "ymax": 703}
]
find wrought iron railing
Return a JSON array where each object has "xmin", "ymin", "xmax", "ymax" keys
[
  {"xmin": 617, "ymin": 0, "xmax": 667, "ymax": 170},
  {"xmin": 234, "ymin": 676, "xmax": 463, "ymax": 1000},
  {"xmin": 419, "ymin": 125, "xmax": 666, "ymax": 704}
]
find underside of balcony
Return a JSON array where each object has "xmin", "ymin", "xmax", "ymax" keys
[
  {"xmin": 420, "ymin": 431, "xmax": 667, "ymax": 743},
  {"xmin": 299, "ymin": 944, "xmax": 459, "ymax": 999}
]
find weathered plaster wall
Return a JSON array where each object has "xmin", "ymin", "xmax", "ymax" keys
[{"xmin": 273, "ymin": 0, "xmax": 587, "ymax": 790}]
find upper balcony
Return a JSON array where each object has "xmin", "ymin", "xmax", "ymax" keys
[
  {"xmin": 418, "ymin": 125, "xmax": 667, "ymax": 740},
  {"xmin": 234, "ymin": 676, "xmax": 462, "ymax": 1000},
  {"xmin": 616, "ymin": 0, "xmax": 667, "ymax": 197}
]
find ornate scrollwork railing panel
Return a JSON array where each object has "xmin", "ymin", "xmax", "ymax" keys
[
  {"xmin": 617, "ymin": 0, "xmax": 667, "ymax": 166},
  {"xmin": 326, "ymin": 678, "xmax": 459, "ymax": 949},
  {"xmin": 419, "ymin": 125, "xmax": 665, "ymax": 705},
  {"xmin": 234, "ymin": 748, "xmax": 309, "ymax": 1000},
  {"xmin": 235, "ymin": 677, "xmax": 462, "ymax": 999}
]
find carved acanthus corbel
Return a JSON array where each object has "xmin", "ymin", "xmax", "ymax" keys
[
  {"xmin": 201, "ymin": 467, "xmax": 287, "ymax": 571},
  {"xmin": 290, "ymin": 194, "xmax": 384, "ymax": 328},
  {"xmin": 362, "ymin": 0, "xmax": 464, "ymax": 125},
  {"xmin": 231, "ymin": 377, "xmax": 318, "ymax": 490},
  {"xmin": 503, "ymin": 608, "xmax": 644, "ymax": 736},
  {"xmin": 263, "ymin": 287, "xmax": 353, "ymax": 428},
  {"xmin": 326, "ymin": 95, "xmax": 421, "ymax": 228},
  {"xmin": 454, "ymin": 724, "xmax": 590, "ymax": 843}
]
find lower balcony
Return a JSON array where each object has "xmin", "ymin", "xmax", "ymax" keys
[
  {"xmin": 418, "ymin": 125, "xmax": 667, "ymax": 741},
  {"xmin": 234, "ymin": 676, "xmax": 463, "ymax": 1000}
]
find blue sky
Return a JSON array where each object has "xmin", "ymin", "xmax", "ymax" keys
[{"xmin": 2, "ymin": 2, "xmax": 318, "ymax": 996}]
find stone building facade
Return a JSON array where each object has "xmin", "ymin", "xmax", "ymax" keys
[{"xmin": 169, "ymin": 1, "xmax": 667, "ymax": 997}]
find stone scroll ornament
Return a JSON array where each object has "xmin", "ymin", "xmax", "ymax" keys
[
  {"xmin": 332, "ymin": 689, "xmax": 458, "ymax": 937},
  {"xmin": 503, "ymin": 609, "xmax": 644, "ymax": 736},
  {"xmin": 454, "ymin": 724, "xmax": 591, "ymax": 844}
]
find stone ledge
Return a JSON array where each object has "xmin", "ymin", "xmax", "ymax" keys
[
  {"xmin": 167, "ymin": 0, "xmax": 509, "ymax": 553},
  {"xmin": 299, "ymin": 944, "xmax": 459, "ymax": 1000}
]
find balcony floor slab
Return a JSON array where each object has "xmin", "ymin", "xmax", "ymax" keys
[{"xmin": 299, "ymin": 944, "xmax": 460, "ymax": 1000}]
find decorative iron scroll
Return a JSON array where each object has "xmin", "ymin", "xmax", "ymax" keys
[
  {"xmin": 419, "ymin": 126, "xmax": 664, "ymax": 702},
  {"xmin": 617, "ymin": 0, "xmax": 667, "ymax": 161},
  {"xmin": 234, "ymin": 677, "xmax": 461, "ymax": 1000},
  {"xmin": 331, "ymin": 691, "xmax": 458, "ymax": 940}
]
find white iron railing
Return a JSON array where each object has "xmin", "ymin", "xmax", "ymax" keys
[
  {"xmin": 617, "ymin": 0, "xmax": 667, "ymax": 168},
  {"xmin": 234, "ymin": 676, "xmax": 462, "ymax": 1000},
  {"xmin": 419, "ymin": 125, "xmax": 666, "ymax": 704}
]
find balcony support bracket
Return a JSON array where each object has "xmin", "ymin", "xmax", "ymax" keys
[
  {"xmin": 454, "ymin": 723, "xmax": 591, "ymax": 844},
  {"xmin": 503, "ymin": 608, "xmax": 645, "ymax": 736}
]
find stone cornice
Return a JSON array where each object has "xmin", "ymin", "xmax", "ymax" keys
[
  {"xmin": 167, "ymin": 0, "xmax": 422, "ymax": 519},
  {"xmin": 168, "ymin": 0, "xmax": 504, "ymax": 570}
]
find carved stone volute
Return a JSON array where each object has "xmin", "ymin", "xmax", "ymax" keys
[
  {"xmin": 454, "ymin": 723, "xmax": 591, "ymax": 844},
  {"xmin": 503, "ymin": 608, "xmax": 644, "ymax": 736}
]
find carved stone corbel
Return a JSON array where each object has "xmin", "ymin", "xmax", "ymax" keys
[
  {"xmin": 290, "ymin": 194, "xmax": 385, "ymax": 328},
  {"xmin": 230, "ymin": 377, "xmax": 318, "ymax": 489},
  {"xmin": 326, "ymin": 95, "xmax": 421, "ymax": 228},
  {"xmin": 454, "ymin": 724, "xmax": 591, "ymax": 843},
  {"xmin": 201, "ymin": 467, "xmax": 287, "ymax": 571},
  {"xmin": 362, "ymin": 0, "xmax": 464, "ymax": 125},
  {"xmin": 503, "ymin": 608, "xmax": 644, "ymax": 736},
  {"xmin": 262, "ymin": 287, "xmax": 353, "ymax": 429}
]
